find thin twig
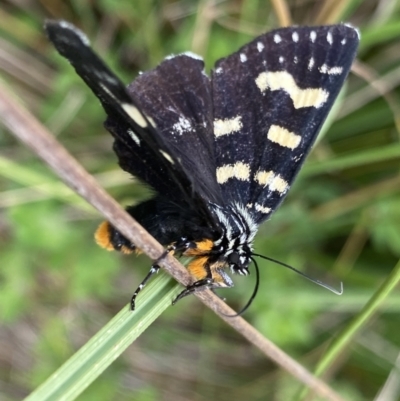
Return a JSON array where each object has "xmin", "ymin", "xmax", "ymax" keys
[
  {"xmin": 0, "ymin": 82, "xmax": 346, "ymax": 401},
  {"xmin": 271, "ymin": 0, "xmax": 292, "ymax": 27},
  {"xmin": 314, "ymin": 0, "xmax": 350, "ymax": 25}
]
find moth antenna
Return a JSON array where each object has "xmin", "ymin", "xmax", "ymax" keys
[{"xmin": 251, "ymin": 253, "xmax": 343, "ymax": 295}]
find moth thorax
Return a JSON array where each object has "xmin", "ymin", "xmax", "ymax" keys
[{"xmin": 209, "ymin": 202, "xmax": 257, "ymax": 276}]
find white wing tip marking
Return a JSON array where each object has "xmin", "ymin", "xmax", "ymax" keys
[
  {"xmin": 343, "ymin": 23, "xmax": 361, "ymax": 39},
  {"xmin": 58, "ymin": 21, "xmax": 91, "ymax": 46},
  {"xmin": 182, "ymin": 51, "xmax": 203, "ymax": 60},
  {"xmin": 165, "ymin": 51, "xmax": 203, "ymax": 61}
]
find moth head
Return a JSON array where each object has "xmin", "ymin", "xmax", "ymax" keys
[{"xmin": 226, "ymin": 245, "xmax": 251, "ymax": 275}]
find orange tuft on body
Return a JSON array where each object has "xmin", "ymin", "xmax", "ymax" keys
[
  {"xmin": 94, "ymin": 221, "xmax": 115, "ymax": 251},
  {"xmin": 95, "ymin": 221, "xmax": 137, "ymax": 254},
  {"xmin": 187, "ymin": 257, "xmax": 209, "ymax": 280},
  {"xmin": 134, "ymin": 248, "xmax": 143, "ymax": 255},
  {"xmin": 184, "ymin": 239, "xmax": 214, "ymax": 256},
  {"xmin": 120, "ymin": 245, "xmax": 134, "ymax": 255}
]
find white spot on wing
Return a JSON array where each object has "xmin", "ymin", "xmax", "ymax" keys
[
  {"xmin": 255, "ymin": 71, "xmax": 329, "ymax": 108},
  {"xmin": 274, "ymin": 34, "xmax": 282, "ymax": 43},
  {"xmin": 240, "ymin": 53, "xmax": 247, "ymax": 62},
  {"xmin": 267, "ymin": 125, "xmax": 301, "ymax": 149},
  {"xmin": 294, "ymin": 56, "xmax": 298, "ymax": 64},
  {"xmin": 319, "ymin": 64, "xmax": 343, "ymax": 75},
  {"xmin": 215, "ymin": 67, "xmax": 223, "ymax": 74},
  {"xmin": 127, "ymin": 129, "xmax": 140, "ymax": 146},
  {"xmin": 255, "ymin": 203, "xmax": 271, "ymax": 214},
  {"xmin": 308, "ymin": 57, "xmax": 315, "ymax": 70},
  {"xmin": 146, "ymin": 115, "xmax": 157, "ymax": 128},
  {"xmin": 160, "ymin": 150, "xmax": 174, "ymax": 164},
  {"xmin": 255, "ymin": 170, "xmax": 289, "ymax": 194},
  {"xmin": 310, "ymin": 31, "xmax": 317, "ymax": 42},
  {"xmin": 172, "ymin": 116, "xmax": 192, "ymax": 135},
  {"xmin": 327, "ymin": 31, "xmax": 333, "ymax": 44},
  {"xmin": 341, "ymin": 38, "xmax": 347, "ymax": 45},
  {"xmin": 216, "ymin": 162, "xmax": 250, "ymax": 184},
  {"xmin": 214, "ymin": 116, "xmax": 242, "ymax": 137},
  {"xmin": 257, "ymin": 42, "xmax": 264, "ymax": 52},
  {"xmin": 122, "ymin": 104, "xmax": 148, "ymax": 128},
  {"xmin": 292, "ymin": 31, "xmax": 299, "ymax": 42},
  {"xmin": 279, "ymin": 56, "xmax": 284, "ymax": 63},
  {"xmin": 99, "ymin": 83, "xmax": 148, "ymax": 128}
]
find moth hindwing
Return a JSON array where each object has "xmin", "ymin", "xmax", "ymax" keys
[{"xmin": 46, "ymin": 21, "xmax": 359, "ymax": 310}]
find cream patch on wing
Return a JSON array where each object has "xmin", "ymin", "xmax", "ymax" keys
[{"xmin": 255, "ymin": 71, "xmax": 329, "ymax": 109}]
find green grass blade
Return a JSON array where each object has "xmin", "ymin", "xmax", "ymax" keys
[
  {"xmin": 297, "ymin": 259, "xmax": 400, "ymax": 400},
  {"xmin": 0, "ymin": 155, "xmax": 89, "ymax": 209},
  {"xmin": 315, "ymin": 259, "xmax": 400, "ymax": 375},
  {"xmin": 24, "ymin": 272, "xmax": 181, "ymax": 401},
  {"xmin": 302, "ymin": 143, "xmax": 400, "ymax": 177}
]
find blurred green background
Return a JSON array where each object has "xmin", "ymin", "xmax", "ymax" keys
[{"xmin": 1, "ymin": 0, "xmax": 400, "ymax": 400}]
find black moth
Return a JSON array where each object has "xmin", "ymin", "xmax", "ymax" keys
[{"xmin": 45, "ymin": 20, "xmax": 359, "ymax": 311}]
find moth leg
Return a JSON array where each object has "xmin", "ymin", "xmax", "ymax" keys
[
  {"xmin": 172, "ymin": 259, "xmax": 233, "ymax": 305},
  {"xmin": 172, "ymin": 278, "xmax": 213, "ymax": 304},
  {"xmin": 172, "ymin": 275, "xmax": 232, "ymax": 304},
  {"xmin": 130, "ymin": 243, "xmax": 179, "ymax": 310},
  {"xmin": 130, "ymin": 264, "xmax": 161, "ymax": 310},
  {"xmin": 131, "ymin": 238, "xmax": 215, "ymax": 310}
]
